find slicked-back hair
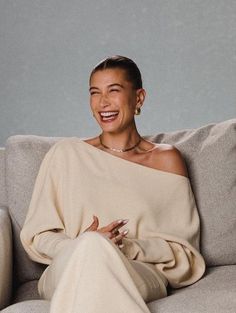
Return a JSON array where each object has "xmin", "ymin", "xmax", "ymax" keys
[{"xmin": 90, "ymin": 55, "xmax": 143, "ymax": 90}]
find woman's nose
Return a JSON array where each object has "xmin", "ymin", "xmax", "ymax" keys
[{"xmin": 99, "ymin": 94, "xmax": 110, "ymax": 108}]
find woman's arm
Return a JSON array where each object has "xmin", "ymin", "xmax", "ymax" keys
[
  {"xmin": 120, "ymin": 146, "xmax": 205, "ymax": 288},
  {"xmin": 20, "ymin": 142, "xmax": 72, "ymax": 264}
]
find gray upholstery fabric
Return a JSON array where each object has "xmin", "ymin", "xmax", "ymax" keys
[
  {"xmin": 151, "ymin": 118, "xmax": 236, "ymax": 266},
  {"xmin": 0, "ymin": 149, "xmax": 7, "ymax": 207},
  {"xmin": 3, "ymin": 266, "xmax": 236, "ymax": 313},
  {"xmin": 148, "ymin": 265, "xmax": 236, "ymax": 313},
  {"xmin": 1, "ymin": 300, "xmax": 49, "ymax": 313},
  {"xmin": 0, "ymin": 208, "xmax": 12, "ymax": 309},
  {"xmin": 12, "ymin": 280, "xmax": 40, "ymax": 304},
  {"xmin": 5, "ymin": 136, "xmax": 64, "ymax": 285}
]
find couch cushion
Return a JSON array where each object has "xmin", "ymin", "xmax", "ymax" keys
[
  {"xmin": 6, "ymin": 136, "xmax": 64, "ymax": 285},
  {"xmin": 1, "ymin": 300, "xmax": 49, "ymax": 313},
  {"xmin": 0, "ymin": 208, "xmax": 12, "ymax": 309},
  {"xmin": 150, "ymin": 118, "xmax": 236, "ymax": 266},
  {"xmin": 2, "ymin": 266, "xmax": 236, "ymax": 313},
  {"xmin": 148, "ymin": 265, "xmax": 236, "ymax": 313},
  {"xmin": 0, "ymin": 148, "xmax": 7, "ymax": 207}
]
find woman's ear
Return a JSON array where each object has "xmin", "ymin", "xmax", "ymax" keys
[{"xmin": 136, "ymin": 88, "xmax": 146, "ymax": 108}]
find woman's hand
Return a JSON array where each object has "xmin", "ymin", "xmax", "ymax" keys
[{"xmin": 84, "ymin": 215, "xmax": 129, "ymax": 248}]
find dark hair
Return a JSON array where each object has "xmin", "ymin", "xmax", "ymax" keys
[{"xmin": 90, "ymin": 55, "xmax": 143, "ymax": 89}]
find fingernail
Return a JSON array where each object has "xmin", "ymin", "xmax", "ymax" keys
[
  {"xmin": 122, "ymin": 219, "xmax": 129, "ymax": 224},
  {"xmin": 117, "ymin": 219, "xmax": 123, "ymax": 224},
  {"xmin": 122, "ymin": 229, "xmax": 129, "ymax": 235},
  {"xmin": 119, "ymin": 244, "xmax": 124, "ymax": 249}
]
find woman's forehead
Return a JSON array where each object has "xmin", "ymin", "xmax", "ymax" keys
[{"xmin": 90, "ymin": 68, "xmax": 130, "ymax": 87}]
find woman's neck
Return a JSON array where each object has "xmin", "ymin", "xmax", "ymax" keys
[{"xmin": 100, "ymin": 128, "xmax": 141, "ymax": 152}]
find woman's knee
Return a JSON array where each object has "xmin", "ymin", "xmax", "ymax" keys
[
  {"xmin": 57, "ymin": 231, "xmax": 109, "ymax": 257},
  {"xmin": 38, "ymin": 232, "xmax": 109, "ymax": 299},
  {"xmin": 80, "ymin": 231, "xmax": 114, "ymax": 250},
  {"xmin": 78, "ymin": 231, "xmax": 109, "ymax": 245}
]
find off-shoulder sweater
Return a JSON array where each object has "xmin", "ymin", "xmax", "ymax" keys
[{"xmin": 20, "ymin": 138, "xmax": 205, "ymax": 288}]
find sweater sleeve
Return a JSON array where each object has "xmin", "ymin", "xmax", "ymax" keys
[
  {"xmin": 20, "ymin": 142, "xmax": 73, "ymax": 265},
  {"xmin": 121, "ymin": 237, "xmax": 205, "ymax": 288},
  {"xmin": 120, "ymin": 178, "xmax": 206, "ymax": 288},
  {"xmin": 121, "ymin": 237, "xmax": 174, "ymax": 263}
]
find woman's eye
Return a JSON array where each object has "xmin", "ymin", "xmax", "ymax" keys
[{"xmin": 110, "ymin": 89, "xmax": 119, "ymax": 93}]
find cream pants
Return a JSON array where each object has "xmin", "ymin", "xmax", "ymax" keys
[{"xmin": 38, "ymin": 231, "xmax": 168, "ymax": 313}]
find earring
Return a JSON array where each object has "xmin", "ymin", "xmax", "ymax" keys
[{"xmin": 135, "ymin": 107, "xmax": 141, "ymax": 115}]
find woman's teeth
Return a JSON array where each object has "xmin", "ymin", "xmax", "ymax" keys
[{"xmin": 100, "ymin": 111, "xmax": 119, "ymax": 121}]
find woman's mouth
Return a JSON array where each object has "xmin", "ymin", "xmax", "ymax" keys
[{"xmin": 99, "ymin": 111, "xmax": 119, "ymax": 122}]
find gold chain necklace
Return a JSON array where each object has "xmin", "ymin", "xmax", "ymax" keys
[{"xmin": 99, "ymin": 135, "xmax": 142, "ymax": 153}]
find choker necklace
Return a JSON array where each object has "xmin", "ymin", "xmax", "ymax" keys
[{"xmin": 99, "ymin": 135, "xmax": 142, "ymax": 153}]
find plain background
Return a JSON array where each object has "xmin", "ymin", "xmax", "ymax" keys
[{"xmin": 0, "ymin": 0, "xmax": 236, "ymax": 146}]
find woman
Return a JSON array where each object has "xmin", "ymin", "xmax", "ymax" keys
[{"xmin": 20, "ymin": 56, "xmax": 205, "ymax": 313}]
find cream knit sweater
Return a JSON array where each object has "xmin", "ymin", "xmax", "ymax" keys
[{"xmin": 20, "ymin": 138, "xmax": 205, "ymax": 288}]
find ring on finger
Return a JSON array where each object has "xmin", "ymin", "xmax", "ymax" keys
[{"xmin": 112, "ymin": 230, "xmax": 119, "ymax": 236}]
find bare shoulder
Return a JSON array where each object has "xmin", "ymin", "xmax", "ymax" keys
[
  {"xmin": 150, "ymin": 143, "xmax": 188, "ymax": 177},
  {"xmin": 83, "ymin": 136, "xmax": 100, "ymax": 147}
]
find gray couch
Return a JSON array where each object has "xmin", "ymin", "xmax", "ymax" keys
[{"xmin": 0, "ymin": 118, "xmax": 236, "ymax": 313}]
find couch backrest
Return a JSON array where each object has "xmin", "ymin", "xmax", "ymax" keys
[
  {"xmin": 5, "ymin": 119, "xmax": 236, "ymax": 285},
  {"xmin": 6, "ymin": 136, "xmax": 64, "ymax": 285},
  {"xmin": 151, "ymin": 119, "xmax": 236, "ymax": 267},
  {"xmin": 0, "ymin": 148, "xmax": 7, "ymax": 208}
]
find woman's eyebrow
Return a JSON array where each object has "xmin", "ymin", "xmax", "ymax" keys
[
  {"xmin": 108, "ymin": 83, "xmax": 124, "ymax": 88},
  {"xmin": 89, "ymin": 86, "xmax": 99, "ymax": 92},
  {"xmin": 89, "ymin": 83, "xmax": 124, "ymax": 92}
]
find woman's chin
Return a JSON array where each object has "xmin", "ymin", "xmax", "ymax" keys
[
  {"xmin": 98, "ymin": 120, "xmax": 120, "ymax": 132},
  {"xmin": 100, "ymin": 126, "xmax": 119, "ymax": 134}
]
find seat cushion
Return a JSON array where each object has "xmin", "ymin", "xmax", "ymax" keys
[
  {"xmin": 3, "ymin": 266, "xmax": 236, "ymax": 313},
  {"xmin": 1, "ymin": 300, "xmax": 49, "ymax": 313},
  {"xmin": 148, "ymin": 265, "xmax": 236, "ymax": 313}
]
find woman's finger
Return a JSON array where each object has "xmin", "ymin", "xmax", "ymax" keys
[
  {"xmin": 93, "ymin": 215, "xmax": 99, "ymax": 226},
  {"xmin": 100, "ymin": 219, "xmax": 129, "ymax": 233},
  {"xmin": 112, "ymin": 229, "xmax": 129, "ymax": 245},
  {"xmin": 84, "ymin": 215, "xmax": 99, "ymax": 232}
]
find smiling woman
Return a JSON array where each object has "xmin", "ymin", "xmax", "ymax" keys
[
  {"xmin": 89, "ymin": 67, "xmax": 145, "ymax": 138},
  {"xmin": 20, "ymin": 55, "xmax": 205, "ymax": 313}
]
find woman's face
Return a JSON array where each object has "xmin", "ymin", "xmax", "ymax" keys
[{"xmin": 89, "ymin": 68, "xmax": 145, "ymax": 134}]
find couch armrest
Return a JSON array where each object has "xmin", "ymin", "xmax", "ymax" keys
[{"xmin": 0, "ymin": 207, "xmax": 12, "ymax": 309}]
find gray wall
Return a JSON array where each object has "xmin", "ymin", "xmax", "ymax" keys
[{"xmin": 1, "ymin": 0, "xmax": 236, "ymax": 146}]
